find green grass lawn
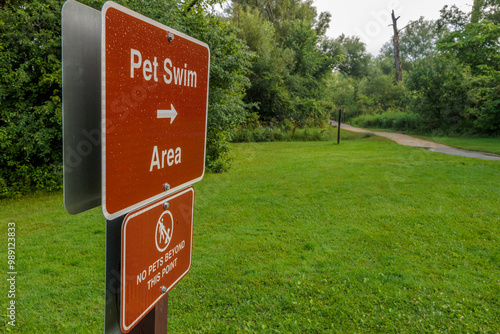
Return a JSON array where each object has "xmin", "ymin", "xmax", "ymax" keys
[
  {"xmin": 346, "ymin": 125, "xmax": 500, "ymax": 155},
  {"xmin": 2, "ymin": 138, "xmax": 500, "ymax": 333},
  {"xmin": 416, "ymin": 136, "xmax": 500, "ymax": 155}
]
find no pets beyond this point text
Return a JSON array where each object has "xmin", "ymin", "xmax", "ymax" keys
[{"xmin": 136, "ymin": 240, "xmax": 186, "ymax": 290}]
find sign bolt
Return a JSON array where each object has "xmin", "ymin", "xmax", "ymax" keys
[
  {"xmin": 164, "ymin": 183, "xmax": 170, "ymax": 192},
  {"xmin": 161, "ymin": 286, "xmax": 167, "ymax": 294},
  {"xmin": 168, "ymin": 32, "xmax": 174, "ymax": 42},
  {"xmin": 163, "ymin": 202, "xmax": 170, "ymax": 210}
]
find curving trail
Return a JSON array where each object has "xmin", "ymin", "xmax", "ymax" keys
[{"xmin": 332, "ymin": 122, "xmax": 500, "ymax": 161}]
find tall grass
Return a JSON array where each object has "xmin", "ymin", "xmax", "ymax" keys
[
  {"xmin": 232, "ymin": 126, "xmax": 365, "ymax": 143},
  {"xmin": 415, "ymin": 136, "xmax": 500, "ymax": 155},
  {"xmin": 351, "ymin": 111, "xmax": 423, "ymax": 131}
]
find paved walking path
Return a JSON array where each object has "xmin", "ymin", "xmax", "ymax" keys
[{"xmin": 332, "ymin": 123, "xmax": 500, "ymax": 161}]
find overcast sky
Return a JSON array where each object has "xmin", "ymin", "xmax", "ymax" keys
[{"xmin": 313, "ymin": 0, "xmax": 473, "ymax": 55}]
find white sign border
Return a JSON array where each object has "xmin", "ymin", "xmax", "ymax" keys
[
  {"xmin": 120, "ymin": 187, "xmax": 194, "ymax": 333},
  {"xmin": 101, "ymin": 1, "xmax": 210, "ymax": 220}
]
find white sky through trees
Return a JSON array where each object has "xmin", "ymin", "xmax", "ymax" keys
[{"xmin": 313, "ymin": 0, "xmax": 472, "ymax": 55}]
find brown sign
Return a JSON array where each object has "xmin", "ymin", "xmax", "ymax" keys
[
  {"xmin": 120, "ymin": 187, "xmax": 194, "ymax": 333},
  {"xmin": 102, "ymin": 2, "xmax": 210, "ymax": 219}
]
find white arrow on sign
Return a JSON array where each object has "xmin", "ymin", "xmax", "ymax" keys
[{"xmin": 157, "ymin": 104, "xmax": 178, "ymax": 124}]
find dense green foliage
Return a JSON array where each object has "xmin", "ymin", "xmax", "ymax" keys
[
  {"xmin": 0, "ymin": 0, "xmax": 64, "ymax": 197},
  {"xmin": 402, "ymin": 17, "xmax": 500, "ymax": 135},
  {"xmin": 232, "ymin": 1, "xmax": 342, "ymax": 125},
  {"xmin": 438, "ymin": 19, "xmax": 500, "ymax": 134},
  {"xmin": 348, "ymin": 3, "xmax": 500, "ymax": 137},
  {"xmin": 405, "ymin": 55, "xmax": 471, "ymax": 132}
]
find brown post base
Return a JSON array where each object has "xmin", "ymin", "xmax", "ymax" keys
[{"xmin": 129, "ymin": 296, "xmax": 168, "ymax": 334}]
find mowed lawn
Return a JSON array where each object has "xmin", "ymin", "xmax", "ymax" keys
[
  {"xmin": 1, "ymin": 137, "xmax": 499, "ymax": 333},
  {"xmin": 417, "ymin": 136, "xmax": 500, "ymax": 155}
]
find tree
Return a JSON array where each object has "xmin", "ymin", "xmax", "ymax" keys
[
  {"xmin": 437, "ymin": 19, "xmax": 500, "ymax": 134},
  {"xmin": 482, "ymin": 0, "xmax": 500, "ymax": 23},
  {"xmin": 438, "ymin": 1, "xmax": 500, "ymax": 31},
  {"xmin": 233, "ymin": 0, "xmax": 319, "ymax": 40},
  {"xmin": 472, "ymin": 0, "xmax": 485, "ymax": 23},
  {"xmin": 380, "ymin": 17, "xmax": 446, "ymax": 72},
  {"xmin": 472, "ymin": 0, "xmax": 500, "ymax": 23},
  {"xmin": 360, "ymin": 65, "xmax": 406, "ymax": 112},
  {"xmin": 403, "ymin": 3, "xmax": 500, "ymax": 135},
  {"xmin": 438, "ymin": 20, "xmax": 500, "ymax": 73},
  {"xmin": 0, "ymin": 0, "xmax": 64, "ymax": 197},
  {"xmin": 234, "ymin": 7, "xmax": 293, "ymax": 121},
  {"xmin": 333, "ymin": 35, "xmax": 371, "ymax": 78},
  {"xmin": 406, "ymin": 55, "xmax": 471, "ymax": 132},
  {"xmin": 315, "ymin": 11, "xmax": 331, "ymax": 35},
  {"xmin": 232, "ymin": 0, "xmax": 340, "ymax": 125},
  {"xmin": 283, "ymin": 19, "xmax": 337, "ymax": 122}
]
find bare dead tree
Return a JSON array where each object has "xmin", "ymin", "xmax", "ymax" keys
[
  {"xmin": 389, "ymin": 10, "xmax": 420, "ymax": 82},
  {"xmin": 390, "ymin": 10, "xmax": 403, "ymax": 82}
]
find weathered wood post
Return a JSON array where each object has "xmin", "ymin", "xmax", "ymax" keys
[{"xmin": 337, "ymin": 109, "xmax": 342, "ymax": 144}]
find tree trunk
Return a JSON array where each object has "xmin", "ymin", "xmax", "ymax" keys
[
  {"xmin": 267, "ymin": 0, "xmax": 275, "ymax": 25},
  {"xmin": 186, "ymin": 0, "xmax": 199, "ymax": 13},
  {"xmin": 391, "ymin": 10, "xmax": 403, "ymax": 82}
]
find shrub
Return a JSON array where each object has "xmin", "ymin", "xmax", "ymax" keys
[
  {"xmin": 0, "ymin": 0, "xmax": 64, "ymax": 197},
  {"xmin": 232, "ymin": 121, "xmax": 355, "ymax": 143},
  {"xmin": 351, "ymin": 111, "xmax": 423, "ymax": 131}
]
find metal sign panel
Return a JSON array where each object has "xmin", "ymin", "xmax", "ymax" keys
[
  {"xmin": 121, "ymin": 187, "xmax": 194, "ymax": 333},
  {"xmin": 62, "ymin": 0, "xmax": 102, "ymax": 215},
  {"xmin": 102, "ymin": 2, "xmax": 210, "ymax": 219}
]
